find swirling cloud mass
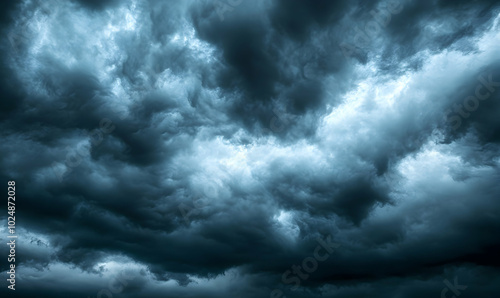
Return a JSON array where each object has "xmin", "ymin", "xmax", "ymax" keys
[{"xmin": 1, "ymin": 0, "xmax": 500, "ymax": 297}]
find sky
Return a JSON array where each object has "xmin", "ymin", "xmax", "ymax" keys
[{"xmin": 1, "ymin": 0, "xmax": 500, "ymax": 297}]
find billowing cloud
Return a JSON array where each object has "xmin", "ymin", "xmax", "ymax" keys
[{"xmin": 1, "ymin": 0, "xmax": 500, "ymax": 297}]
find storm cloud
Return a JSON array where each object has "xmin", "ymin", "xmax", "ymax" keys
[{"xmin": 1, "ymin": 0, "xmax": 500, "ymax": 297}]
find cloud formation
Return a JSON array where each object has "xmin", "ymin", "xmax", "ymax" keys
[{"xmin": 1, "ymin": 0, "xmax": 500, "ymax": 297}]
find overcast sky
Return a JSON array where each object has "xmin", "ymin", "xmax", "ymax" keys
[{"xmin": 1, "ymin": 0, "xmax": 500, "ymax": 297}]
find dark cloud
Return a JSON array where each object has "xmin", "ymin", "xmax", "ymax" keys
[
  {"xmin": 1, "ymin": 0, "xmax": 500, "ymax": 297},
  {"xmin": 72, "ymin": 0, "xmax": 122, "ymax": 10}
]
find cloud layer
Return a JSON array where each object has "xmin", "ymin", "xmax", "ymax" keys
[{"xmin": 1, "ymin": 0, "xmax": 500, "ymax": 297}]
